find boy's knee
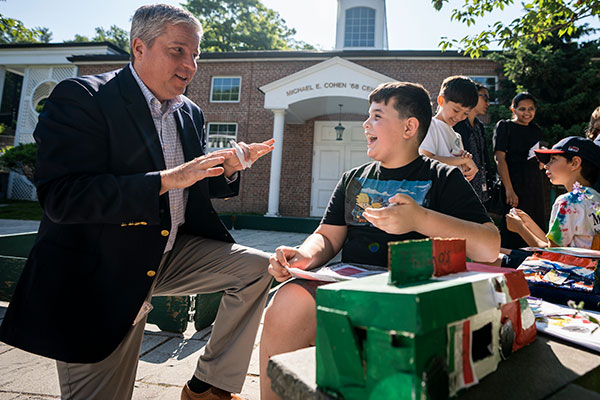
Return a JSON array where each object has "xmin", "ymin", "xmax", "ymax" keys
[{"xmin": 264, "ymin": 284, "xmax": 315, "ymax": 328}]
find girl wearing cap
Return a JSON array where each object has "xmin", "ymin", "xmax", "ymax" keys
[
  {"xmin": 493, "ymin": 92, "xmax": 546, "ymax": 249},
  {"xmin": 505, "ymin": 136, "xmax": 600, "ymax": 250}
]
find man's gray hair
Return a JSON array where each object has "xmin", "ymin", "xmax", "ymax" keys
[{"xmin": 130, "ymin": 4, "xmax": 203, "ymax": 60}]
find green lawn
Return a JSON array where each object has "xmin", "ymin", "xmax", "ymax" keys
[{"xmin": 0, "ymin": 200, "xmax": 42, "ymax": 220}]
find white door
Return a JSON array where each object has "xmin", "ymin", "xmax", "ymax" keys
[{"xmin": 310, "ymin": 121, "xmax": 371, "ymax": 217}]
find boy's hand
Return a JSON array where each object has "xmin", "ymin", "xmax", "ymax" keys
[
  {"xmin": 362, "ymin": 193, "xmax": 424, "ymax": 235},
  {"xmin": 505, "ymin": 210, "xmax": 526, "ymax": 233},
  {"xmin": 268, "ymin": 245, "xmax": 311, "ymax": 282},
  {"xmin": 461, "ymin": 158, "xmax": 478, "ymax": 181},
  {"xmin": 453, "ymin": 149, "xmax": 473, "ymax": 159},
  {"xmin": 513, "ymin": 208, "xmax": 538, "ymax": 231}
]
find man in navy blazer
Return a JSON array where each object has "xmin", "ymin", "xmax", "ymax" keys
[{"xmin": 0, "ymin": 4, "xmax": 274, "ymax": 400}]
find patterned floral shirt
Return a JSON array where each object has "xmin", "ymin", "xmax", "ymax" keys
[{"xmin": 547, "ymin": 183, "xmax": 600, "ymax": 248}]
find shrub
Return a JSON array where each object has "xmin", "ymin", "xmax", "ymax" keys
[{"xmin": 0, "ymin": 142, "xmax": 37, "ymax": 182}]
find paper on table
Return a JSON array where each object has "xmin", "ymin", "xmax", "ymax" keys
[
  {"xmin": 522, "ymin": 247, "xmax": 600, "ymax": 259},
  {"xmin": 285, "ymin": 263, "xmax": 385, "ymax": 282},
  {"xmin": 527, "ymin": 297, "xmax": 600, "ymax": 353}
]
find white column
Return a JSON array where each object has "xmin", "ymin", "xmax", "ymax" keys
[{"xmin": 266, "ymin": 109, "xmax": 286, "ymax": 216}]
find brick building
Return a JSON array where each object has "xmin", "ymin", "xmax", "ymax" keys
[{"xmin": 1, "ymin": 0, "xmax": 500, "ymax": 218}]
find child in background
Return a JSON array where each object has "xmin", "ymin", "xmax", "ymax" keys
[
  {"xmin": 453, "ymin": 82, "xmax": 494, "ymax": 202},
  {"xmin": 419, "ymin": 75, "xmax": 479, "ymax": 181},
  {"xmin": 493, "ymin": 92, "xmax": 546, "ymax": 249},
  {"xmin": 586, "ymin": 106, "xmax": 600, "ymax": 143},
  {"xmin": 506, "ymin": 136, "xmax": 600, "ymax": 249}
]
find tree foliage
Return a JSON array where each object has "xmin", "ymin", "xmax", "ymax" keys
[
  {"xmin": 92, "ymin": 26, "xmax": 130, "ymax": 52},
  {"xmin": 0, "ymin": 142, "xmax": 37, "ymax": 182},
  {"xmin": 0, "ymin": 15, "xmax": 51, "ymax": 44},
  {"xmin": 433, "ymin": 0, "xmax": 600, "ymax": 57},
  {"xmin": 183, "ymin": 0, "xmax": 315, "ymax": 52},
  {"xmin": 487, "ymin": 30, "xmax": 600, "ymax": 146},
  {"xmin": 65, "ymin": 25, "xmax": 130, "ymax": 52}
]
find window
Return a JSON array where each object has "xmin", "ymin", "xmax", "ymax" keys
[
  {"xmin": 207, "ymin": 123, "xmax": 237, "ymax": 151},
  {"xmin": 471, "ymin": 323, "xmax": 494, "ymax": 362},
  {"xmin": 344, "ymin": 7, "xmax": 375, "ymax": 48},
  {"xmin": 211, "ymin": 77, "xmax": 241, "ymax": 102},
  {"xmin": 470, "ymin": 76, "xmax": 498, "ymax": 103}
]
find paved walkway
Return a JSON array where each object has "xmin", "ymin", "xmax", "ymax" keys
[{"xmin": 0, "ymin": 220, "xmax": 309, "ymax": 400}]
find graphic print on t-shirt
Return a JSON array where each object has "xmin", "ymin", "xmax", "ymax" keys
[{"xmin": 347, "ymin": 177, "xmax": 433, "ymax": 224}]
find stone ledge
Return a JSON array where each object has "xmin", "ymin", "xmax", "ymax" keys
[
  {"xmin": 267, "ymin": 348, "xmax": 330, "ymax": 400},
  {"xmin": 267, "ymin": 336, "xmax": 600, "ymax": 399}
]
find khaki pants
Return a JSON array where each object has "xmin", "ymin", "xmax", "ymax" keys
[{"xmin": 57, "ymin": 234, "xmax": 272, "ymax": 400}]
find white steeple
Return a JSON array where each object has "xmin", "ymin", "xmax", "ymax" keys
[{"xmin": 335, "ymin": 0, "xmax": 388, "ymax": 50}]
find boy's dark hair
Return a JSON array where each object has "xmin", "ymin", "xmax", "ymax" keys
[
  {"xmin": 561, "ymin": 153, "xmax": 599, "ymax": 187},
  {"xmin": 369, "ymin": 82, "xmax": 433, "ymax": 143},
  {"xmin": 439, "ymin": 76, "xmax": 478, "ymax": 109},
  {"xmin": 511, "ymin": 92, "xmax": 536, "ymax": 109},
  {"xmin": 474, "ymin": 82, "xmax": 487, "ymax": 92}
]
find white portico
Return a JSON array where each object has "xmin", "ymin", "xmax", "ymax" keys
[
  {"xmin": 0, "ymin": 42, "xmax": 127, "ymax": 200},
  {"xmin": 259, "ymin": 57, "xmax": 393, "ymax": 216}
]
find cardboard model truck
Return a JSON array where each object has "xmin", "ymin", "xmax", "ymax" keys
[{"xmin": 316, "ymin": 238, "xmax": 536, "ymax": 399}]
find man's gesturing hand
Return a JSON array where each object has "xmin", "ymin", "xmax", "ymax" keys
[
  {"xmin": 222, "ymin": 138, "xmax": 275, "ymax": 178},
  {"xmin": 159, "ymin": 151, "xmax": 234, "ymax": 195}
]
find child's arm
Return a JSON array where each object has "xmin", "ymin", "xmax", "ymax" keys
[
  {"xmin": 268, "ymin": 224, "xmax": 347, "ymax": 282},
  {"xmin": 420, "ymin": 149, "xmax": 479, "ymax": 181},
  {"xmin": 505, "ymin": 210, "xmax": 550, "ymax": 248},
  {"xmin": 494, "ymin": 150, "xmax": 518, "ymax": 207},
  {"xmin": 420, "ymin": 149, "xmax": 469, "ymax": 167},
  {"xmin": 363, "ymin": 193, "xmax": 500, "ymax": 263},
  {"xmin": 514, "ymin": 209, "xmax": 547, "ymax": 240}
]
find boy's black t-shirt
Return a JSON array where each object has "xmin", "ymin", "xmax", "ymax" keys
[{"xmin": 321, "ymin": 156, "xmax": 492, "ymax": 267}]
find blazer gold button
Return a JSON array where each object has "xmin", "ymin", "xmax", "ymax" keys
[
  {"xmin": 147, "ymin": 270, "xmax": 156, "ymax": 277},
  {"xmin": 161, "ymin": 230, "xmax": 169, "ymax": 237}
]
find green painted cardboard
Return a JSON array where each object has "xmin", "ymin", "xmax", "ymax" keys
[
  {"xmin": 316, "ymin": 238, "xmax": 534, "ymax": 399},
  {"xmin": 388, "ymin": 238, "xmax": 433, "ymax": 285},
  {"xmin": 148, "ymin": 296, "xmax": 191, "ymax": 333},
  {"xmin": 316, "ymin": 273, "xmax": 478, "ymax": 334}
]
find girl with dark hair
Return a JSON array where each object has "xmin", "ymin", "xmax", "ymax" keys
[
  {"xmin": 586, "ymin": 105, "xmax": 600, "ymax": 142},
  {"xmin": 493, "ymin": 92, "xmax": 546, "ymax": 249}
]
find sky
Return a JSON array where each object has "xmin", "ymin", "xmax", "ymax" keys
[{"xmin": 1, "ymin": 0, "xmax": 598, "ymax": 51}]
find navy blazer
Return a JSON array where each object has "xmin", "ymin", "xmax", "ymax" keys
[{"xmin": 0, "ymin": 66, "xmax": 238, "ymax": 363}]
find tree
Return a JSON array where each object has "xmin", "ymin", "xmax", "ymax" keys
[
  {"xmin": 0, "ymin": 15, "xmax": 50, "ymax": 44},
  {"xmin": 68, "ymin": 34, "xmax": 91, "ymax": 43},
  {"xmin": 433, "ymin": 0, "xmax": 600, "ymax": 57},
  {"xmin": 65, "ymin": 25, "xmax": 130, "ymax": 52},
  {"xmin": 37, "ymin": 27, "xmax": 53, "ymax": 43},
  {"xmin": 92, "ymin": 25, "xmax": 129, "ymax": 52},
  {"xmin": 487, "ymin": 30, "xmax": 600, "ymax": 146},
  {"xmin": 183, "ymin": 0, "xmax": 316, "ymax": 52}
]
